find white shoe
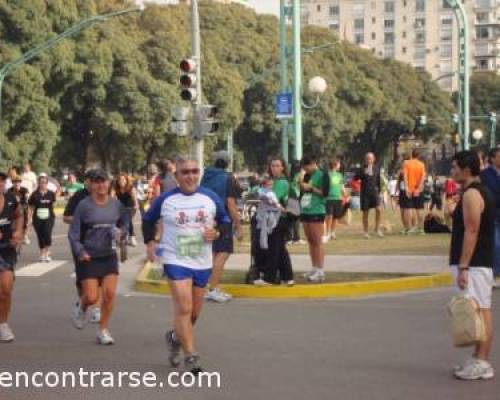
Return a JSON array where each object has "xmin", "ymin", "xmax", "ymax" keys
[
  {"xmin": 453, "ymin": 357, "xmax": 476, "ymax": 373},
  {"xmin": 23, "ymin": 236, "xmax": 30, "ymax": 245},
  {"xmin": 253, "ymin": 279, "xmax": 272, "ymax": 287},
  {"xmin": 72, "ymin": 305, "xmax": 87, "ymax": 330},
  {"xmin": 331, "ymin": 232, "xmax": 337, "ymax": 240},
  {"xmin": 205, "ymin": 288, "xmax": 232, "ymax": 302},
  {"xmin": 39, "ymin": 255, "xmax": 46, "ymax": 262},
  {"xmin": 0, "ymin": 323, "xmax": 15, "ymax": 342},
  {"xmin": 302, "ymin": 269, "xmax": 316, "ymax": 279},
  {"xmin": 128, "ymin": 236, "xmax": 137, "ymax": 247},
  {"xmin": 376, "ymin": 230, "xmax": 384, "ymax": 238},
  {"xmin": 322, "ymin": 235, "xmax": 330, "ymax": 244},
  {"xmin": 281, "ymin": 280, "xmax": 295, "ymax": 286},
  {"xmin": 363, "ymin": 233, "xmax": 371, "ymax": 239},
  {"xmin": 89, "ymin": 307, "xmax": 101, "ymax": 324},
  {"xmin": 96, "ymin": 329, "xmax": 115, "ymax": 345},
  {"xmin": 45, "ymin": 255, "xmax": 52, "ymax": 262},
  {"xmin": 408, "ymin": 227, "xmax": 419, "ymax": 235},
  {"xmin": 307, "ymin": 270, "xmax": 325, "ymax": 283},
  {"xmin": 454, "ymin": 359, "xmax": 494, "ymax": 380}
]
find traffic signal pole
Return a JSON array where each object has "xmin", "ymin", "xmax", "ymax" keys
[
  {"xmin": 191, "ymin": 0, "xmax": 204, "ymax": 170},
  {"xmin": 279, "ymin": 0, "xmax": 289, "ymax": 164},
  {"xmin": 292, "ymin": 0, "xmax": 303, "ymax": 162}
]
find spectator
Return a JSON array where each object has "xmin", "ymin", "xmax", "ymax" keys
[
  {"xmin": 324, "ymin": 159, "xmax": 345, "ymax": 242},
  {"xmin": 113, "ymin": 173, "xmax": 139, "ymax": 247},
  {"xmin": 153, "ymin": 159, "xmax": 177, "ymax": 197},
  {"xmin": 430, "ymin": 175, "xmax": 444, "ymax": 211},
  {"xmin": 65, "ymin": 173, "xmax": 84, "ymax": 199},
  {"xmin": 21, "ymin": 162, "xmax": 37, "ymax": 194},
  {"xmin": 402, "ymin": 149, "xmax": 426, "ymax": 234}
]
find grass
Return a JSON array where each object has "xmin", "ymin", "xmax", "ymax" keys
[
  {"xmin": 234, "ymin": 208, "xmax": 450, "ymax": 256},
  {"xmin": 146, "ymin": 267, "xmax": 419, "ymax": 285}
]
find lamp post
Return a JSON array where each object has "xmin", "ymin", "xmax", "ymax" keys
[
  {"xmin": 0, "ymin": 7, "xmax": 144, "ymax": 121},
  {"xmin": 279, "ymin": 0, "xmax": 290, "ymax": 164},
  {"xmin": 292, "ymin": 0, "xmax": 303, "ymax": 162}
]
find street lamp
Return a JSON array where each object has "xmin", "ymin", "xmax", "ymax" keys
[
  {"xmin": 0, "ymin": 7, "xmax": 144, "ymax": 121},
  {"xmin": 302, "ymin": 76, "xmax": 327, "ymax": 109},
  {"xmin": 472, "ymin": 129, "xmax": 483, "ymax": 142}
]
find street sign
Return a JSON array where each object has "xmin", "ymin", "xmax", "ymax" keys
[{"xmin": 276, "ymin": 92, "xmax": 293, "ymax": 119}]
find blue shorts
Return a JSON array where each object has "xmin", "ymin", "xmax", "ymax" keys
[{"xmin": 163, "ymin": 264, "xmax": 212, "ymax": 288}]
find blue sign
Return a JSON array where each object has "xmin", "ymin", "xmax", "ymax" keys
[{"xmin": 276, "ymin": 93, "xmax": 293, "ymax": 119}]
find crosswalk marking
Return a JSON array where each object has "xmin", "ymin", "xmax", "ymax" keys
[{"xmin": 16, "ymin": 261, "xmax": 67, "ymax": 277}]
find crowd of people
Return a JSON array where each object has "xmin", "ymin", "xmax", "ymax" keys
[{"xmin": 0, "ymin": 147, "xmax": 498, "ymax": 378}]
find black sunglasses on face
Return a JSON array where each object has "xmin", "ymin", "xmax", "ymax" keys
[{"xmin": 180, "ymin": 168, "xmax": 200, "ymax": 176}]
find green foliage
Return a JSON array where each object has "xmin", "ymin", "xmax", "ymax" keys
[{"xmin": 0, "ymin": 0, "xmax": 453, "ymax": 173}]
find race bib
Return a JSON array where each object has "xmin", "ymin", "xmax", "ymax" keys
[
  {"xmin": 176, "ymin": 234, "xmax": 204, "ymax": 258},
  {"xmin": 301, "ymin": 193, "xmax": 312, "ymax": 209},
  {"xmin": 36, "ymin": 208, "xmax": 50, "ymax": 220}
]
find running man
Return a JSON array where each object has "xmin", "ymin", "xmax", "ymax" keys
[
  {"xmin": 0, "ymin": 172, "xmax": 23, "ymax": 342},
  {"xmin": 68, "ymin": 169, "xmax": 127, "ymax": 345},
  {"xmin": 142, "ymin": 157, "xmax": 230, "ymax": 373},
  {"xmin": 449, "ymin": 151, "xmax": 496, "ymax": 380},
  {"xmin": 63, "ymin": 170, "xmax": 101, "ymax": 325}
]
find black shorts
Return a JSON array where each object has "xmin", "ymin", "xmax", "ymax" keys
[
  {"xmin": 300, "ymin": 214, "xmax": 326, "ymax": 223},
  {"xmin": 326, "ymin": 200, "xmax": 343, "ymax": 219},
  {"xmin": 360, "ymin": 193, "xmax": 381, "ymax": 211},
  {"xmin": 401, "ymin": 193, "xmax": 424, "ymax": 210},
  {"xmin": 213, "ymin": 223, "xmax": 234, "ymax": 254},
  {"xmin": 75, "ymin": 253, "xmax": 119, "ymax": 283},
  {"xmin": 0, "ymin": 248, "xmax": 17, "ymax": 273}
]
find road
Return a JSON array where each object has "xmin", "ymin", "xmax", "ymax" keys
[{"xmin": 1, "ymin": 218, "xmax": 498, "ymax": 400}]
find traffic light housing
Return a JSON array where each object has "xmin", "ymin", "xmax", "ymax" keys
[
  {"xmin": 171, "ymin": 106, "xmax": 190, "ymax": 137},
  {"xmin": 180, "ymin": 58, "xmax": 197, "ymax": 102},
  {"xmin": 197, "ymin": 105, "xmax": 219, "ymax": 137}
]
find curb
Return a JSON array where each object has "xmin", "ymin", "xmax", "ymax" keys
[{"xmin": 134, "ymin": 262, "xmax": 454, "ymax": 299}]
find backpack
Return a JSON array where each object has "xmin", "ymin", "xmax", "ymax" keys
[{"xmin": 200, "ymin": 167, "xmax": 229, "ymax": 203}]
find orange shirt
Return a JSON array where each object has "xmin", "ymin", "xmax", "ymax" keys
[{"xmin": 403, "ymin": 159, "xmax": 426, "ymax": 194}]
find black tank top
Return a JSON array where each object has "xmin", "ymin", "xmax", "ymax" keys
[
  {"xmin": 449, "ymin": 181, "xmax": 495, "ymax": 268},
  {"xmin": 0, "ymin": 193, "xmax": 19, "ymax": 248}
]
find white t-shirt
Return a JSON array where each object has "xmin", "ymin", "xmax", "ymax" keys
[{"xmin": 21, "ymin": 171, "xmax": 37, "ymax": 193}]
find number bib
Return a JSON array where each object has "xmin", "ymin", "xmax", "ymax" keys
[
  {"xmin": 300, "ymin": 193, "xmax": 312, "ymax": 209},
  {"xmin": 176, "ymin": 234, "xmax": 204, "ymax": 258},
  {"xmin": 36, "ymin": 208, "xmax": 50, "ymax": 220}
]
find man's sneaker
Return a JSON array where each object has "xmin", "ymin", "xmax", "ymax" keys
[
  {"xmin": 72, "ymin": 305, "xmax": 87, "ymax": 330},
  {"xmin": 184, "ymin": 354, "xmax": 203, "ymax": 375},
  {"xmin": 96, "ymin": 329, "xmax": 115, "ymax": 345},
  {"xmin": 253, "ymin": 279, "xmax": 272, "ymax": 287},
  {"xmin": 408, "ymin": 227, "xmax": 419, "ymax": 235},
  {"xmin": 322, "ymin": 235, "xmax": 330, "ymax": 244},
  {"xmin": 302, "ymin": 269, "xmax": 316, "ymax": 279},
  {"xmin": 23, "ymin": 235, "xmax": 30, "ymax": 245},
  {"xmin": 454, "ymin": 359, "xmax": 494, "ymax": 380},
  {"xmin": 417, "ymin": 228, "xmax": 426, "ymax": 236},
  {"xmin": 128, "ymin": 236, "xmax": 138, "ymax": 247},
  {"xmin": 165, "ymin": 330, "xmax": 182, "ymax": 367},
  {"xmin": 400, "ymin": 229, "xmax": 409, "ymax": 235},
  {"xmin": 363, "ymin": 233, "xmax": 371, "ymax": 239},
  {"xmin": 39, "ymin": 255, "xmax": 46, "ymax": 262},
  {"xmin": 331, "ymin": 232, "xmax": 337, "ymax": 240},
  {"xmin": 0, "ymin": 323, "xmax": 15, "ymax": 342},
  {"xmin": 205, "ymin": 288, "xmax": 232, "ymax": 303},
  {"xmin": 376, "ymin": 230, "xmax": 384, "ymax": 238},
  {"xmin": 45, "ymin": 255, "xmax": 52, "ymax": 262},
  {"xmin": 89, "ymin": 307, "xmax": 101, "ymax": 324},
  {"xmin": 281, "ymin": 280, "xmax": 295, "ymax": 287},
  {"xmin": 307, "ymin": 270, "xmax": 325, "ymax": 283},
  {"xmin": 453, "ymin": 357, "xmax": 476, "ymax": 373}
]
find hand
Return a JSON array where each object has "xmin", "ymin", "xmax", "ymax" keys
[
  {"xmin": 457, "ymin": 269, "xmax": 468, "ymax": 290},
  {"xmin": 405, "ymin": 191, "xmax": 411, "ymax": 198},
  {"xmin": 146, "ymin": 242, "xmax": 156, "ymax": 263},
  {"xmin": 10, "ymin": 231, "xmax": 22, "ymax": 248},
  {"xmin": 414, "ymin": 190, "xmax": 421, "ymax": 197},
  {"xmin": 234, "ymin": 224, "xmax": 244, "ymax": 241},
  {"xmin": 79, "ymin": 252, "xmax": 91, "ymax": 262},
  {"xmin": 203, "ymin": 227, "xmax": 219, "ymax": 242}
]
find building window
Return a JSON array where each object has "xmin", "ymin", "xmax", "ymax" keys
[
  {"xmin": 403, "ymin": 0, "xmax": 407, "ymax": 7},
  {"xmin": 384, "ymin": 19, "xmax": 395, "ymax": 29},
  {"xmin": 476, "ymin": 12, "xmax": 489, "ymax": 23},
  {"xmin": 353, "ymin": 2, "xmax": 365, "ymax": 15},
  {"xmin": 317, "ymin": 5, "xmax": 321, "ymax": 12},
  {"xmin": 416, "ymin": 31, "xmax": 426, "ymax": 44},
  {"xmin": 416, "ymin": 0, "xmax": 425, "ymax": 12},
  {"xmin": 402, "ymin": 31, "xmax": 407, "ymax": 38},
  {"xmin": 441, "ymin": 17, "xmax": 453, "ymax": 26},
  {"xmin": 415, "ymin": 46, "xmax": 426, "ymax": 59},
  {"xmin": 372, "ymin": 17, "xmax": 376, "ymax": 24},
  {"xmin": 403, "ymin": 16, "xmax": 407, "ymax": 23},
  {"xmin": 384, "ymin": 46, "xmax": 395, "ymax": 58},
  {"xmin": 476, "ymin": 26, "xmax": 490, "ymax": 39},
  {"xmin": 372, "ymin": 32, "xmax": 376, "ymax": 40},
  {"xmin": 415, "ymin": 18, "xmax": 426, "ymax": 29},
  {"xmin": 402, "ymin": 46, "xmax": 407, "ymax": 54},
  {"xmin": 477, "ymin": 59, "xmax": 489, "ymax": 70},
  {"xmin": 440, "ymin": 30, "xmax": 452, "ymax": 41},
  {"xmin": 384, "ymin": 32, "xmax": 395, "ymax": 44},
  {"xmin": 384, "ymin": 1, "xmax": 395, "ymax": 13},
  {"xmin": 442, "ymin": 0, "xmax": 451, "ymax": 9},
  {"xmin": 354, "ymin": 18, "xmax": 365, "ymax": 30},
  {"xmin": 475, "ymin": 0, "xmax": 494, "ymax": 9},
  {"xmin": 355, "ymin": 33, "xmax": 365, "ymax": 44},
  {"xmin": 440, "ymin": 44, "xmax": 452, "ymax": 58},
  {"xmin": 329, "ymin": 6, "xmax": 339, "ymax": 17}
]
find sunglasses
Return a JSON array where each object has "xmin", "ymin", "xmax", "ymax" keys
[{"xmin": 180, "ymin": 168, "xmax": 200, "ymax": 176}]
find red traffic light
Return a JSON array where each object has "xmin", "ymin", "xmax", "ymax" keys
[{"xmin": 180, "ymin": 59, "xmax": 196, "ymax": 73}]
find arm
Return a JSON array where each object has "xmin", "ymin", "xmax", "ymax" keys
[
  {"xmin": 403, "ymin": 163, "xmax": 410, "ymax": 196},
  {"xmin": 68, "ymin": 204, "xmax": 89, "ymax": 261},
  {"xmin": 457, "ymin": 189, "xmax": 484, "ymax": 289},
  {"xmin": 10, "ymin": 203, "xmax": 23, "ymax": 249},
  {"xmin": 226, "ymin": 176, "xmax": 243, "ymax": 239},
  {"xmin": 415, "ymin": 166, "xmax": 426, "ymax": 196},
  {"xmin": 142, "ymin": 192, "xmax": 167, "ymax": 262}
]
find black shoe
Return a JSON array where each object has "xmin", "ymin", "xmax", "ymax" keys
[{"xmin": 165, "ymin": 330, "xmax": 181, "ymax": 367}]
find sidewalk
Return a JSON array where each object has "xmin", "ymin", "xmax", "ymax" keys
[{"xmin": 226, "ymin": 254, "xmax": 448, "ymax": 274}]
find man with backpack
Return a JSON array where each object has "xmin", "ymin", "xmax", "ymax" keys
[{"xmin": 200, "ymin": 151, "xmax": 242, "ymax": 303}]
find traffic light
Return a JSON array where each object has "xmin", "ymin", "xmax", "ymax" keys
[
  {"xmin": 197, "ymin": 105, "xmax": 219, "ymax": 137},
  {"xmin": 171, "ymin": 105, "xmax": 190, "ymax": 137},
  {"xmin": 180, "ymin": 58, "xmax": 197, "ymax": 102},
  {"xmin": 416, "ymin": 115, "xmax": 427, "ymax": 127},
  {"xmin": 452, "ymin": 113, "xmax": 459, "ymax": 125}
]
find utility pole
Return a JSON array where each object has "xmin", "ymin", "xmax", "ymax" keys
[
  {"xmin": 191, "ymin": 0, "xmax": 204, "ymax": 170},
  {"xmin": 292, "ymin": 0, "xmax": 303, "ymax": 161},
  {"xmin": 279, "ymin": 0, "xmax": 289, "ymax": 164}
]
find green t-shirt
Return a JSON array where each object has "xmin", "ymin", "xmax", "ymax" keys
[
  {"xmin": 272, "ymin": 177, "xmax": 289, "ymax": 206},
  {"xmin": 65, "ymin": 182, "xmax": 84, "ymax": 197},
  {"xmin": 327, "ymin": 171, "xmax": 344, "ymax": 201},
  {"xmin": 300, "ymin": 169, "xmax": 326, "ymax": 216}
]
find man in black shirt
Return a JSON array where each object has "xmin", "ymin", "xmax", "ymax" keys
[
  {"xmin": 356, "ymin": 152, "xmax": 383, "ymax": 239},
  {"xmin": 449, "ymin": 151, "xmax": 495, "ymax": 381},
  {"xmin": 63, "ymin": 170, "xmax": 101, "ymax": 325}
]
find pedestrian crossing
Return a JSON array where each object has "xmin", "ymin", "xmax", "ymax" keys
[{"xmin": 16, "ymin": 261, "xmax": 67, "ymax": 277}]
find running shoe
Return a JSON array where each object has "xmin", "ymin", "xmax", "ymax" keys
[
  {"xmin": 184, "ymin": 354, "xmax": 203, "ymax": 375},
  {"xmin": 45, "ymin": 255, "xmax": 52, "ymax": 262},
  {"xmin": 0, "ymin": 323, "xmax": 15, "ymax": 342},
  {"xmin": 408, "ymin": 227, "xmax": 419, "ymax": 235},
  {"xmin": 89, "ymin": 307, "xmax": 101, "ymax": 324},
  {"xmin": 307, "ymin": 270, "xmax": 326, "ymax": 283},
  {"xmin": 205, "ymin": 288, "xmax": 232, "ymax": 303},
  {"xmin": 253, "ymin": 279, "xmax": 272, "ymax": 287},
  {"xmin": 453, "ymin": 357, "xmax": 476, "ymax": 373},
  {"xmin": 322, "ymin": 235, "xmax": 330, "ymax": 244},
  {"xmin": 330, "ymin": 232, "xmax": 337, "ymax": 240},
  {"xmin": 165, "ymin": 330, "xmax": 182, "ymax": 367},
  {"xmin": 363, "ymin": 233, "xmax": 371, "ymax": 239},
  {"xmin": 400, "ymin": 229, "xmax": 409, "ymax": 235},
  {"xmin": 302, "ymin": 269, "xmax": 316, "ymax": 279},
  {"xmin": 281, "ymin": 280, "xmax": 295, "ymax": 287},
  {"xmin": 376, "ymin": 230, "xmax": 384, "ymax": 238},
  {"xmin": 23, "ymin": 235, "xmax": 30, "ymax": 245},
  {"xmin": 72, "ymin": 305, "xmax": 87, "ymax": 330},
  {"xmin": 39, "ymin": 255, "xmax": 46, "ymax": 262},
  {"xmin": 129, "ymin": 236, "xmax": 138, "ymax": 247},
  {"xmin": 96, "ymin": 329, "xmax": 115, "ymax": 345},
  {"xmin": 454, "ymin": 359, "xmax": 494, "ymax": 380}
]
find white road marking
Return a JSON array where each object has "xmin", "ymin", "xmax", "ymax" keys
[{"xmin": 16, "ymin": 261, "xmax": 67, "ymax": 277}]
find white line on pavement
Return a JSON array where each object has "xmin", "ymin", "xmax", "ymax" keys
[{"xmin": 16, "ymin": 261, "xmax": 67, "ymax": 277}]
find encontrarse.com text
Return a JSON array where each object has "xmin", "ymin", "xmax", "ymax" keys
[{"xmin": 0, "ymin": 369, "xmax": 221, "ymax": 389}]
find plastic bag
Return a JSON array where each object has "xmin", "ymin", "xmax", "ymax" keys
[{"xmin": 447, "ymin": 295, "xmax": 486, "ymax": 347}]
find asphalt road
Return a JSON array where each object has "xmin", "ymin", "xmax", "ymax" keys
[{"xmin": 1, "ymin": 218, "xmax": 499, "ymax": 400}]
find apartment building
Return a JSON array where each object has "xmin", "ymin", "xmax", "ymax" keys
[{"xmin": 301, "ymin": 0, "xmax": 500, "ymax": 92}]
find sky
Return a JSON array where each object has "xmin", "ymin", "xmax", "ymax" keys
[{"xmin": 247, "ymin": 0, "xmax": 280, "ymax": 16}]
